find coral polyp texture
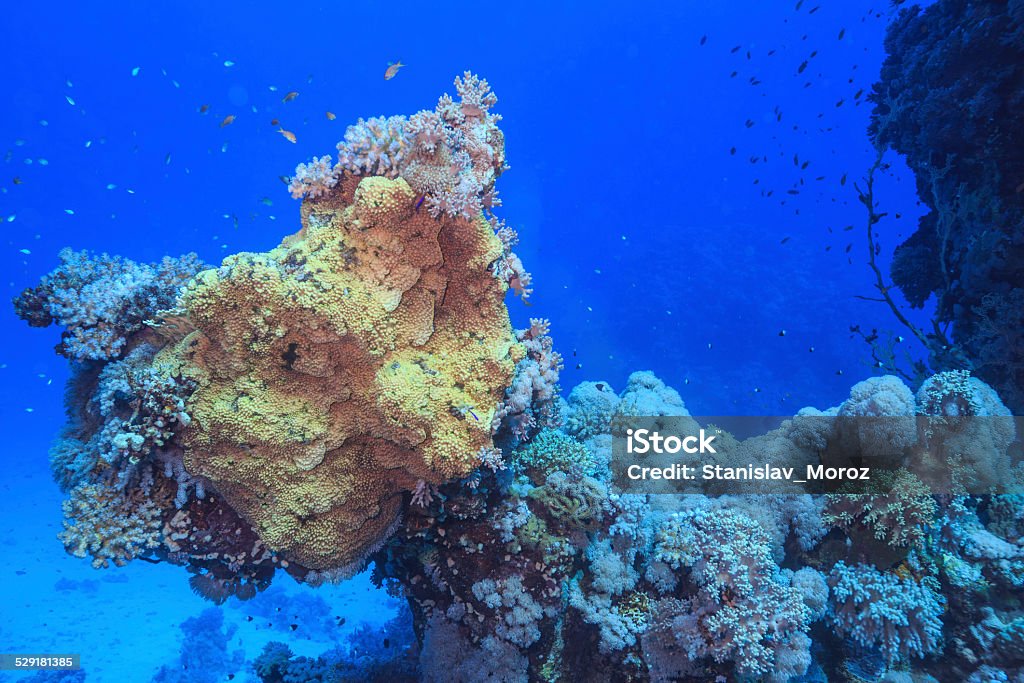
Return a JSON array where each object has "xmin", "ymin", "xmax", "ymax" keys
[{"xmin": 170, "ymin": 171, "xmax": 517, "ymax": 572}]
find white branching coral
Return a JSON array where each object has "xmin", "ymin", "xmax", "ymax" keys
[
  {"xmin": 288, "ymin": 155, "xmax": 339, "ymax": 199},
  {"xmin": 59, "ymin": 483, "xmax": 161, "ymax": 569}
]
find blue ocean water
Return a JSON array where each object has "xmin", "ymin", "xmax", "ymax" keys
[{"xmin": 3, "ymin": 0, "xmax": 993, "ymax": 681}]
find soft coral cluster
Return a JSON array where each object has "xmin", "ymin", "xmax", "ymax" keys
[
  {"xmin": 293, "ymin": 72, "xmax": 506, "ymax": 221},
  {"xmin": 493, "ymin": 318, "xmax": 563, "ymax": 442},
  {"xmin": 13, "ymin": 248, "xmax": 204, "ymax": 360}
]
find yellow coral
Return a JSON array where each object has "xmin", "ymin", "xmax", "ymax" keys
[{"xmin": 162, "ymin": 173, "xmax": 517, "ymax": 572}]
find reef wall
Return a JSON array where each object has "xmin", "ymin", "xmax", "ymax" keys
[{"xmin": 869, "ymin": 0, "xmax": 1024, "ymax": 412}]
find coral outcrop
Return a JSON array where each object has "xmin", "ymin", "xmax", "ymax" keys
[
  {"xmin": 16, "ymin": 74, "xmax": 527, "ymax": 596},
  {"xmin": 168, "ymin": 171, "xmax": 518, "ymax": 572}
]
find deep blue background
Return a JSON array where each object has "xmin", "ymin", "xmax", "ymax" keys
[{"xmin": 1, "ymin": 0, "xmax": 936, "ymax": 457}]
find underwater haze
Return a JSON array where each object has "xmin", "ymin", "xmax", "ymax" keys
[{"xmin": 2, "ymin": 0, "xmax": 1023, "ymax": 681}]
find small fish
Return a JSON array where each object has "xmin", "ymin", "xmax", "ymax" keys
[
  {"xmin": 384, "ymin": 61, "xmax": 405, "ymax": 80},
  {"xmin": 279, "ymin": 175, "xmax": 290, "ymax": 185},
  {"xmin": 468, "ymin": 409, "xmax": 479, "ymax": 422},
  {"xmin": 12, "ymin": 177, "xmax": 21, "ymax": 185},
  {"xmin": 729, "ymin": 147, "xmax": 736, "ymax": 155},
  {"xmin": 220, "ymin": 114, "xmax": 236, "ymax": 128},
  {"xmin": 798, "ymin": 60, "xmax": 808, "ymax": 74},
  {"xmin": 836, "ymin": 369, "xmax": 843, "ymax": 376},
  {"xmin": 270, "ymin": 118, "xmax": 280, "ymax": 126},
  {"xmin": 259, "ymin": 197, "xmax": 273, "ymax": 206},
  {"xmin": 65, "ymin": 95, "xmax": 75, "ymax": 106},
  {"xmin": 700, "ymin": 35, "xmax": 707, "ymax": 46},
  {"xmin": 896, "ymin": 336, "xmax": 904, "ymax": 343},
  {"xmin": 165, "ymin": 153, "xmax": 172, "ymax": 165},
  {"xmin": 246, "ymin": 616, "xmax": 253, "ymax": 622},
  {"xmin": 840, "ymin": 173, "xmax": 848, "ymax": 186},
  {"xmin": 199, "ymin": 104, "xmax": 210, "ymax": 113},
  {"xmin": 779, "ymin": 329, "xmax": 787, "ymax": 336},
  {"xmin": 282, "ymin": 91, "xmax": 299, "ymax": 103},
  {"xmin": 289, "ymin": 624, "xmax": 298, "ymax": 631},
  {"xmin": 838, "ymin": 28, "xmax": 846, "ymax": 40},
  {"xmin": 808, "ymin": 346, "xmax": 815, "ymax": 352},
  {"xmin": 277, "ymin": 127, "xmax": 296, "ymax": 143},
  {"xmin": 780, "ymin": 237, "xmax": 790, "ymax": 244},
  {"xmin": 131, "ymin": 66, "xmax": 140, "ymax": 76},
  {"xmin": 730, "ymin": 45, "xmax": 741, "ymax": 54},
  {"xmin": 224, "ymin": 60, "xmax": 235, "ymax": 67},
  {"xmin": 326, "ymin": 111, "xmax": 336, "ymax": 120},
  {"xmin": 415, "ymin": 195, "xmax": 425, "ymax": 212}
]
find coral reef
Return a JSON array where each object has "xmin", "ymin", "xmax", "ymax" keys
[
  {"xmin": 869, "ymin": 0, "xmax": 1024, "ymax": 412},
  {"xmin": 16, "ymin": 68, "xmax": 1024, "ymax": 683},
  {"xmin": 16, "ymin": 75, "xmax": 528, "ymax": 600}
]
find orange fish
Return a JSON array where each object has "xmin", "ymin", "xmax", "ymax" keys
[
  {"xmin": 220, "ymin": 114, "xmax": 236, "ymax": 128},
  {"xmin": 384, "ymin": 61, "xmax": 405, "ymax": 80},
  {"xmin": 199, "ymin": 104, "xmax": 210, "ymax": 113},
  {"xmin": 270, "ymin": 118, "xmax": 280, "ymax": 126},
  {"xmin": 282, "ymin": 91, "xmax": 299, "ymax": 103},
  {"xmin": 325, "ymin": 111, "xmax": 336, "ymax": 120},
  {"xmin": 277, "ymin": 127, "xmax": 296, "ymax": 143}
]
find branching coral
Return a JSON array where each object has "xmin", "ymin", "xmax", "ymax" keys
[
  {"xmin": 59, "ymin": 482, "xmax": 162, "ymax": 568},
  {"xmin": 828, "ymin": 561, "xmax": 944, "ymax": 665},
  {"xmin": 300, "ymin": 72, "xmax": 506, "ymax": 221},
  {"xmin": 13, "ymin": 248, "xmax": 204, "ymax": 360},
  {"xmin": 287, "ymin": 155, "xmax": 337, "ymax": 199},
  {"xmin": 825, "ymin": 468, "xmax": 938, "ymax": 552},
  {"xmin": 513, "ymin": 428, "xmax": 594, "ymax": 481},
  {"xmin": 651, "ymin": 507, "xmax": 811, "ymax": 680},
  {"xmin": 564, "ymin": 380, "xmax": 619, "ymax": 441},
  {"xmin": 493, "ymin": 319, "xmax": 563, "ymax": 442}
]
